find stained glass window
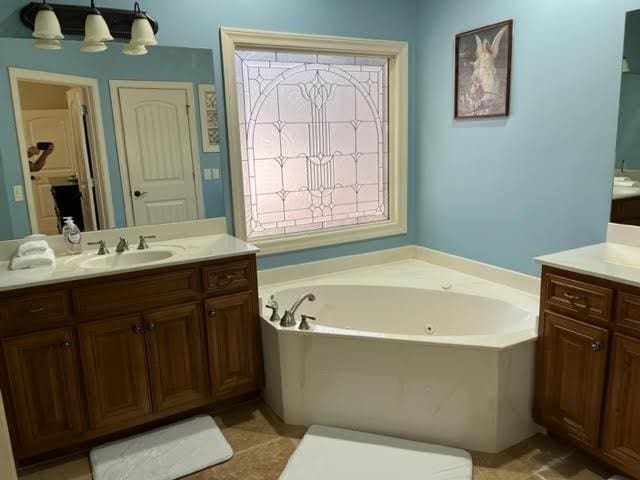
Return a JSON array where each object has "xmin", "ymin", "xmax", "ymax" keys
[{"xmin": 234, "ymin": 50, "xmax": 389, "ymax": 240}]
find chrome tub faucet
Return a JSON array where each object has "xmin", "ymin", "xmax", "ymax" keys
[{"xmin": 280, "ymin": 293, "xmax": 316, "ymax": 327}]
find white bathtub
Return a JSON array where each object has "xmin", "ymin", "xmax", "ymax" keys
[{"xmin": 260, "ymin": 261, "xmax": 540, "ymax": 453}]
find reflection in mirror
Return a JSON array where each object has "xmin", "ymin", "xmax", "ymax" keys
[
  {"xmin": 0, "ymin": 38, "xmax": 224, "ymax": 241},
  {"xmin": 613, "ymin": 10, "xmax": 640, "ymax": 225}
]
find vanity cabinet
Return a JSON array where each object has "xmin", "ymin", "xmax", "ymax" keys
[
  {"xmin": 536, "ymin": 267, "xmax": 640, "ymax": 478},
  {"xmin": 0, "ymin": 254, "xmax": 261, "ymax": 464},
  {"xmin": 144, "ymin": 303, "xmax": 208, "ymax": 412},
  {"xmin": 2, "ymin": 328, "xmax": 84, "ymax": 454},
  {"xmin": 78, "ymin": 314, "xmax": 152, "ymax": 429},
  {"xmin": 537, "ymin": 311, "xmax": 608, "ymax": 449},
  {"xmin": 602, "ymin": 334, "xmax": 640, "ymax": 470},
  {"xmin": 206, "ymin": 291, "xmax": 260, "ymax": 401}
]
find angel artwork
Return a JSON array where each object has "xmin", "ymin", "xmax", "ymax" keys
[{"xmin": 455, "ymin": 20, "xmax": 513, "ymax": 118}]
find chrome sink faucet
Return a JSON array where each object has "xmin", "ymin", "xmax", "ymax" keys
[
  {"xmin": 280, "ymin": 293, "xmax": 316, "ymax": 327},
  {"xmin": 137, "ymin": 235, "xmax": 156, "ymax": 250},
  {"xmin": 88, "ymin": 240, "xmax": 109, "ymax": 255},
  {"xmin": 116, "ymin": 237, "xmax": 129, "ymax": 253}
]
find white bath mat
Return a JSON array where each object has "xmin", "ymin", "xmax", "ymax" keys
[
  {"xmin": 90, "ymin": 415, "xmax": 232, "ymax": 480},
  {"xmin": 280, "ymin": 425, "xmax": 472, "ymax": 480}
]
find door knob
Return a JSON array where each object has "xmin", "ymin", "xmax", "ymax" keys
[
  {"xmin": 208, "ymin": 309, "xmax": 217, "ymax": 317},
  {"xmin": 60, "ymin": 340, "xmax": 72, "ymax": 349},
  {"xmin": 132, "ymin": 323, "xmax": 144, "ymax": 334},
  {"xmin": 146, "ymin": 321, "xmax": 156, "ymax": 331},
  {"xmin": 592, "ymin": 341, "xmax": 604, "ymax": 352},
  {"xmin": 134, "ymin": 190, "xmax": 147, "ymax": 198}
]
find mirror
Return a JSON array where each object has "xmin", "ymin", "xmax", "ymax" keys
[
  {"xmin": 613, "ymin": 10, "xmax": 640, "ymax": 225},
  {"xmin": 0, "ymin": 37, "xmax": 224, "ymax": 241}
]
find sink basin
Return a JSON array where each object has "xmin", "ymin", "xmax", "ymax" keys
[
  {"xmin": 603, "ymin": 244, "xmax": 640, "ymax": 268},
  {"xmin": 65, "ymin": 246, "xmax": 184, "ymax": 270}
]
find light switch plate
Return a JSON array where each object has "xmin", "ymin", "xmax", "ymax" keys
[
  {"xmin": 203, "ymin": 168, "xmax": 212, "ymax": 180},
  {"xmin": 13, "ymin": 185, "xmax": 24, "ymax": 202},
  {"xmin": 211, "ymin": 168, "xmax": 220, "ymax": 180}
]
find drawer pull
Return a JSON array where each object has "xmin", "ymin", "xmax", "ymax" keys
[
  {"xmin": 216, "ymin": 274, "xmax": 236, "ymax": 285},
  {"xmin": 26, "ymin": 306, "xmax": 46, "ymax": 314},
  {"xmin": 563, "ymin": 292, "xmax": 588, "ymax": 308},
  {"xmin": 592, "ymin": 341, "xmax": 604, "ymax": 353},
  {"xmin": 132, "ymin": 323, "xmax": 144, "ymax": 334},
  {"xmin": 60, "ymin": 340, "xmax": 72, "ymax": 350},
  {"xmin": 208, "ymin": 309, "xmax": 217, "ymax": 318}
]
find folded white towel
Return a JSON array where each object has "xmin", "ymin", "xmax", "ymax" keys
[
  {"xmin": 17, "ymin": 240, "xmax": 50, "ymax": 257},
  {"xmin": 615, "ymin": 176, "xmax": 631, "ymax": 182},
  {"xmin": 614, "ymin": 180, "xmax": 640, "ymax": 188},
  {"xmin": 10, "ymin": 248, "xmax": 55, "ymax": 270}
]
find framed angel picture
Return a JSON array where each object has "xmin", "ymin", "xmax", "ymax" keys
[
  {"xmin": 198, "ymin": 84, "xmax": 220, "ymax": 152},
  {"xmin": 455, "ymin": 20, "xmax": 513, "ymax": 119}
]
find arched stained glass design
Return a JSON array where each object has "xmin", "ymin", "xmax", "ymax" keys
[{"xmin": 234, "ymin": 50, "xmax": 389, "ymax": 239}]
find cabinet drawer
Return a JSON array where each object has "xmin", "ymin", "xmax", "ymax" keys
[
  {"xmin": 0, "ymin": 290, "xmax": 70, "ymax": 337},
  {"xmin": 542, "ymin": 273, "xmax": 613, "ymax": 324},
  {"xmin": 74, "ymin": 269, "xmax": 199, "ymax": 318},
  {"xmin": 616, "ymin": 292, "xmax": 640, "ymax": 337},
  {"xmin": 202, "ymin": 260, "xmax": 253, "ymax": 295}
]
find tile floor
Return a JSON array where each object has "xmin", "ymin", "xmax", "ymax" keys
[{"xmin": 18, "ymin": 400, "xmax": 613, "ymax": 480}]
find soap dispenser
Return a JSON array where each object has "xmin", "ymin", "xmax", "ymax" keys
[{"xmin": 62, "ymin": 216, "xmax": 82, "ymax": 255}]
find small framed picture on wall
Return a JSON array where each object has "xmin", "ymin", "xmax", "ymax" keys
[
  {"xmin": 198, "ymin": 84, "xmax": 220, "ymax": 152},
  {"xmin": 454, "ymin": 19, "xmax": 513, "ymax": 119}
]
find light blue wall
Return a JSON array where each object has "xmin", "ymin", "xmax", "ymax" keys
[
  {"xmin": 415, "ymin": 0, "xmax": 640, "ymax": 276},
  {"xmin": 7, "ymin": 0, "xmax": 630, "ymax": 276},
  {"xmin": 0, "ymin": 39, "xmax": 224, "ymax": 239},
  {"xmin": 0, "ymin": 0, "xmax": 418, "ymax": 268}
]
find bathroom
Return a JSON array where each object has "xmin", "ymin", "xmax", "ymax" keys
[{"xmin": 0, "ymin": 0, "xmax": 638, "ymax": 479}]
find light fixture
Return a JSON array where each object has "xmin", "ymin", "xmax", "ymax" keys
[
  {"xmin": 33, "ymin": 38, "xmax": 62, "ymax": 50},
  {"xmin": 84, "ymin": 0, "xmax": 113, "ymax": 44},
  {"xmin": 80, "ymin": 40, "xmax": 107, "ymax": 53},
  {"xmin": 129, "ymin": 2, "xmax": 157, "ymax": 46},
  {"xmin": 122, "ymin": 42, "xmax": 147, "ymax": 56},
  {"xmin": 32, "ymin": 0, "xmax": 63, "ymax": 40},
  {"xmin": 623, "ymin": 57, "xmax": 631, "ymax": 74},
  {"xmin": 22, "ymin": 1, "xmax": 159, "ymax": 53}
]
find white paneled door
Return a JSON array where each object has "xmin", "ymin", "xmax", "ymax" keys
[
  {"xmin": 117, "ymin": 87, "xmax": 199, "ymax": 226},
  {"xmin": 22, "ymin": 109, "xmax": 80, "ymax": 235}
]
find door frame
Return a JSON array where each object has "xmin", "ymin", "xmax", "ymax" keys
[
  {"xmin": 109, "ymin": 80, "xmax": 205, "ymax": 226},
  {"xmin": 8, "ymin": 67, "xmax": 115, "ymax": 233}
]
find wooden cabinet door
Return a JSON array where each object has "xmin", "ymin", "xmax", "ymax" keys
[
  {"xmin": 205, "ymin": 292, "xmax": 260, "ymax": 400},
  {"xmin": 144, "ymin": 303, "xmax": 208, "ymax": 412},
  {"xmin": 78, "ymin": 314, "xmax": 152, "ymax": 429},
  {"xmin": 538, "ymin": 311, "xmax": 609, "ymax": 448},
  {"xmin": 602, "ymin": 334, "xmax": 640, "ymax": 477},
  {"xmin": 2, "ymin": 328, "xmax": 84, "ymax": 454}
]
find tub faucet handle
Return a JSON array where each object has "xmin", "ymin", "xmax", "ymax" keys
[
  {"xmin": 299, "ymin": 314, "xmax": 316, "ymax": 331},
  {"xmin": 265, "ymin": 302, "xmax": 280, "ymax": 323}
]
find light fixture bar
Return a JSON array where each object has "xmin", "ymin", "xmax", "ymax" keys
[{"xmin": 20, "ymin": 1, "xmax": 158, "ymax": 39}]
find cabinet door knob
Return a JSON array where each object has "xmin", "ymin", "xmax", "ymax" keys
[
  {"xmin": 26, "ymin": 306, "xmax": 46, "ymax": 314},
  {"xmin": 592, "ymin": 341, "xmax": 604, "ymax": 352},
  {"xmin": 208, "ymin": 309, "xmax": 217, "ymax": 317},
  {"xmin": 60, "ymin": 340, "xmax": 72, "ymax": 349},
  {"xmin": 146, "ymin": 321, "xmax": 156, "ymax": 331},
  {"xmin": 217, "ymin": 274, "xmax": 235, "ymax": 285},
  {"xmin": 132, "ymin": 323, "xmax": 144, "ymax": 334}
]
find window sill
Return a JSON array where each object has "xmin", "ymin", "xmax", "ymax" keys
[{"xmin": 250, "ymin": 219, "xmax": 407, "ymax": 256}]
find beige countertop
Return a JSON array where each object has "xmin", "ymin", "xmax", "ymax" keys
[
  {"xmin": 0, "ymin": 234, "xmax": 258, "ymax": 293},
  {"xmin": 535, "ymin": 242, "xmax": 640, "ymax": 288}
]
